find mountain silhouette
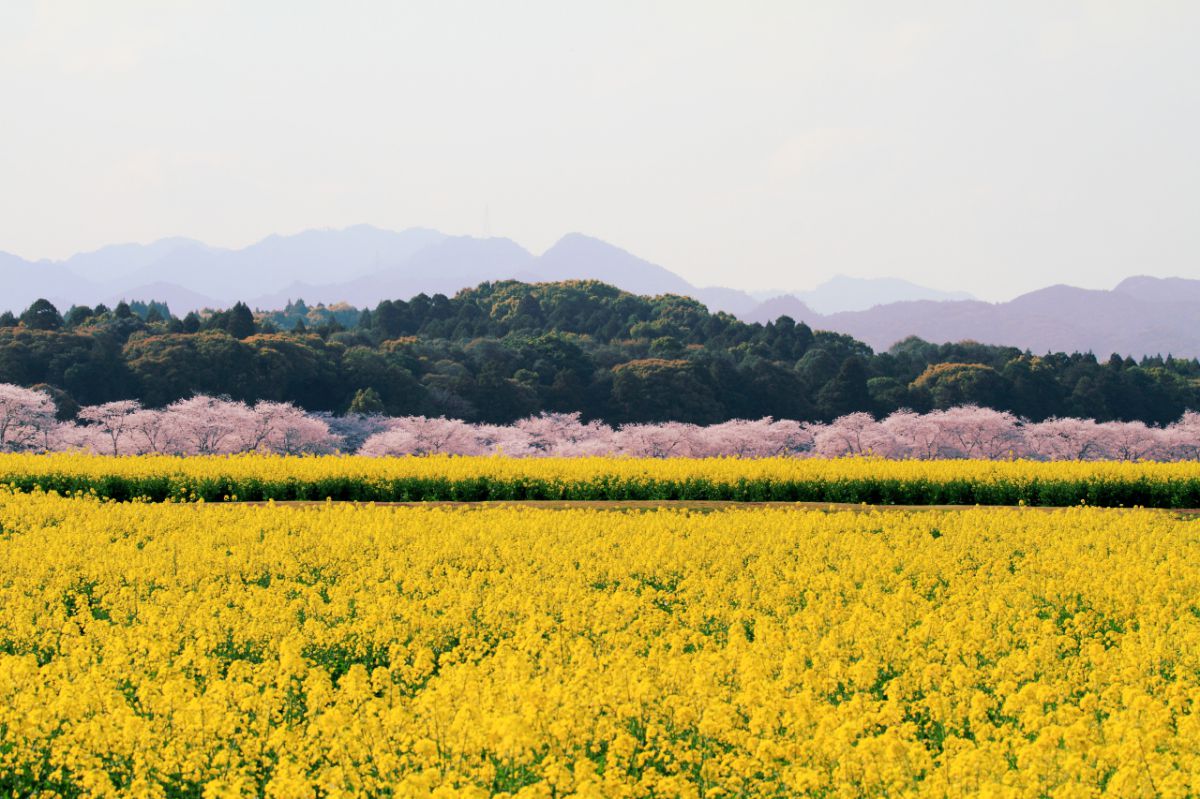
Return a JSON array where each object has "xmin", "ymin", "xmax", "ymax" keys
[{"xmin": 3, "ymin": 227, "xmax": 1199, "ymax": 357}]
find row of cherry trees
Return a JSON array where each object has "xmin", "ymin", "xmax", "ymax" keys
[{"xmin": 2, "ymin": 383, "xmax": 1200, "ymax": 460}]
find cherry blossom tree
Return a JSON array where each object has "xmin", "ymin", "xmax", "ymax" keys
[
  {"xmin": 1163, "ymin": 411, "xmax": 1200, "ymax": 461},
  {"xmin": 1023, "ymin": 418, "xmax": 1107, "ymax": 461},
  {"xmin": 1099, "ymin": 420, "xmax": 1163, "ymax": 462},
  {"xmin": 0, "ymin": 385, "xmax": 59, "ymax": 452},
  {"xmin": 812, "ymin": 413, "xmax": 896, "ymax": 458},
  {"xmin": 125, "ymin": 409, "xmax": 181, "ymax": 454},
  {"xmin": 511, "ymin": 412, "xmax": 615, "ymax": 456},
  {"xmin": 357, "ymin": 428, "xmax": 422, "ymax": 458},
  {"xmin": 317, "ymin": 412, "xmax": 393, "ymax": 454},
  {"xmin": 358, "ymin": 416, "xmax": 486, "ymax": 457},
  {"xmin": 250, "ymin": 402, "xmax": 338, "ymax": 454},
  {"xmin": 7, "ymin": 381, "xmax": 1200, "ymax": 462},
  {"xmin": 44, "ymin": 421, "xmax": 91, "ymax": 453},
  {"xmin": 881, "ymin": 410, "xmax": 943, "ymax": 459},
  {"xmin": 611, "ymin": 422, "xmax": 703, "ymax": 458},
  {"xmin": 470, "ymin": 423, "xmax": 533, "ymax": 457},
  {"xmin": 928, "ymin": 406, "xmax": 1021, "ymax": 459},
  {"xmin": 699, "ymin": 418, "xmax": 816, "ymax": 458},
  {"xmin": 76, "ymin": 400, "xmax": 143, "ymax": 455},
  {"xmin": 164, "ymin": 396, "xmax": 253, "ymax": 455},
  {"xmin": 218, "ymin": 401, "xmax": 338, "ymax": 455},
  {"xmin": 761, "ymin": 419, "xmax": 819, "ymax": 457}
]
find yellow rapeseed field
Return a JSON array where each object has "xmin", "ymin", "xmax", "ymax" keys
[
  {"xmin": 4, "ymin": 450, "xmax": 1200, "ymax": 487},
  {"xmin": 1, "ymin": 492, "xmax": 1199, "ymax": 797},
  {"xmin": 5, "ymin": 452, "xmax": 1200, "ymax": 506}
]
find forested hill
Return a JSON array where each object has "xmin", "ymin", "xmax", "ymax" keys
[{"xmin": 2, "ymin": 280, "xmax": 1199, "ymax": 425}]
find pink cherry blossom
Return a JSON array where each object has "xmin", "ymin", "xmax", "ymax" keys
[
  {"xmin": 927, "ymin": 406, "xmax": 1021, "ymax": 459},
  {"xmin": 359, "ymin": 416, "xmax": 487, "ymax": 457},
  {"xmin": 612, "ymin": 422, "xmax": 704, "ymax": 458},
  {"xmin": 77, "ymin": 400, "xmax": 143, "ymax": 455},
  {"xmin": 812, "ymin": 413, "xmax": 896, "ymax": 458},
  {"xmin": 6, "ymin": 383, "xmax": 1200, "ymax": 462},
  {"xmin": 0, "ymin": 385, "xmax": 59, "ymax": 452},
  {"xmin": 1023, "ymin": 417, "xmax": 1107, "ymax": 461}
]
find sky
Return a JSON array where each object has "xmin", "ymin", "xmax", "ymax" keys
[{"xmin": 0, "ymin": 1, "xmax": 1197, "ymax": 301}]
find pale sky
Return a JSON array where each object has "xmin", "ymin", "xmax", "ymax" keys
[{"xmin": 1, "ymin": 1, "xmax": 1197, "ymax": 300}]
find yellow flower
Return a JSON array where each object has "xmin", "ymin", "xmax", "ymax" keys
[{"xmin": 0, "ymin": 491, "xmax": 1197, "ymax": 796}]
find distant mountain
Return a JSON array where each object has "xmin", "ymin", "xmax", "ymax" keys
[
  {"xmin": 688, "ymin": 286, "xmax": 762, "ymax": 317},
  {"xmin": 63, "ymin": 237, "xmax": 210, "ymax": 283},
  {"xmin": 745, "ymin": 277, "xmax": 972, "ymax": 313},
  {"xmin": 328, "ymin": 236, "xmax": 536, "ymax": 306},
  {"xmin": 522, "ymin": 233, "xmax": 762, "ymax": 314},
  {"xmin": 1113, "ymin": 275, "xmax": 1200, "ymax": 304},
  {"xmin": 741, "ymin": 295, "xmax": 819, "ymax": 323},
  {"xmin": 0, "ymin": 226, "xmax": 759, "ymax": 316},
  {"xmin": 4, "ymin": 227, "xmax": 1199, "ymax": 358},
  {"xmin": 797, "ymin": 275, "xmax": 973, "ymax": 313},
  {"xmin": 744, "ymin": 277, "xmax": 1200, "ymax": 358},
  {"xmin": 113, "ymin": 226, "xmax": 450, "ymax": 301},
  {"xmin": 0, "ymin": 250, "xmax": 96, "ymax": 312},
  {"xmin": 530, "ymin": 233, "xmax": 693, "ymax": 294}
]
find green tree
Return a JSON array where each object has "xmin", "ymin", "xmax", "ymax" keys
[
  {"xmin": 348, "ymin": 387, "xmax": 386, "ymax": 415},
  {"xmin": 20, "ymin": 299, "xmax": 63, "ymax": 331},
  {"xmin": 867, "ymin": 376, "xmax": 909, "ymax": 413},
  {"xmin": 611, "ymin": 359, "xmax": 723, "ymax": 424},
  {"xmin": 649, "ymin": 336, "xmax": 684, "ymax": 358},
  {"xmin": 226, "ymin": 302, "xmax": 256, "ymax": 340},
  {"xmin": 123, "ymin": 332, "xmax": 258, "ymax": 405},
  {"xmin": 64, "ymin": 306, "xmax": 95, "ymax": 327},
  {"xmin": 910, "ymin": 362, "xmax": 1006, "ymax": 410},
  {"xmin": 816, "ymin": 356, "xmax": 872, "ymax": 419}
]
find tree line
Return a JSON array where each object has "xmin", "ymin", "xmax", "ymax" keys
[
  {"xmin": 3, "ymin": 280, "xmax": 1199, "ymax": 426},
  {"xmin": 3, "ymin": 383, "xmax": 1199, "ymax": 461}
]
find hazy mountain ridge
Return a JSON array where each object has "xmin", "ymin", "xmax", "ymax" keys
[
  {"xmin": 4, "ymin": 226, "xmax": 964, "ymax": 313},
  {"xmin": 765, "ymin": 280, "xmax": 1200, "ymax": 359},
  {"xmin": 0, "ymin": 226, "xmax": 769, "ymax": 315},
  {"xmin": 2, "ymin": 227, "xmax": 1198, "ymax": 358},
  {"xmin": 783, "ymin": 276, "xmax": 974, "ymax": 314}
]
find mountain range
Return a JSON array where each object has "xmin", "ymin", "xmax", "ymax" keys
[
  {"xmin": 1, "ymin": 225, "xmax": 957, "ymax": 319},
  {"xmin": 751, "ymin": 278, "xmax": 1200, "ymax": 359},
  {"xmin": 2, "ymin": 225, "xmax": 1198, "ymax": 358}
]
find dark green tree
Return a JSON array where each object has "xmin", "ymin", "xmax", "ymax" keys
[
  {"xmin": 611, "ymin": 358, "xmax": 723, "ymax": 424},
  {"xmin": 65, "ymin": 306, "xmax": 95, "ymax": 327},
  {"xmin": 19, "ymin": 299, "xmax": 63, "ymax": 330},
  {"xmin": 226, "ymin": 302, "xmax": 256, "ymax": 339},
  {"xmin": 816, "ymin": 357, "xmax": 872, "ymax": 419}
]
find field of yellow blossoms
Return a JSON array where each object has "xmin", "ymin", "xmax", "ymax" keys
[
  {"xmin": 5, "ymin": 452, "xmax": 1200, "ymax": 506},
  {"xmin": 2, "ymin": 490, "xmax": 1199, "ymax": 797}
]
